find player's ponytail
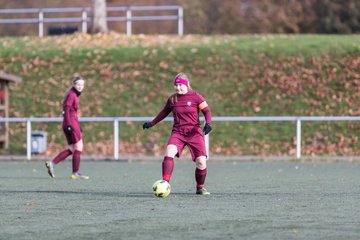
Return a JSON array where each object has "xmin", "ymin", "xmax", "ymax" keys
[{"xmin": 170, "ymin": 93, "xmax": 177, "ymax": 104}]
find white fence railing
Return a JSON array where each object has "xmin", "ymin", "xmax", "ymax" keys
[
  {"xmin": 0, "ymin": 116, "xmax": 359, "ymax": 160},
  {"xmin": 0, "ymin": 5, "xmax": 184, "ymax": 37}
]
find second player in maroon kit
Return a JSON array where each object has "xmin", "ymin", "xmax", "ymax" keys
[
  {"xmin": 45, "ymin": 76, "xmax": 89, "ymax": 180},
  {"xmin": 143, "ymin": 73, "xmax": 212, "ymax": 195}
]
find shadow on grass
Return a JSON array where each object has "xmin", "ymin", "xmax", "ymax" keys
[
  {"xmin": 1, "ymin": 190, "xmax": 316, "ymax": 199},
  {"xmin": 0, "ymin": 176, "xmax": 47, "ymax": 179},
  {"xmin": 0, "ymin": 190, "xmax": 153, "ymax": 198},
  {"xmin": 0, "ymin": 190, "xmax": 219, "ymax": 198}
]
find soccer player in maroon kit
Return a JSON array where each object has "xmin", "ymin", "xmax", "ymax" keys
[
  {"xmin": 143, "ymin": 73, "xmax": 212, "ymax": 195},
  {"xmin": 45, "ymin": 77, "xmax": 89, "ymax": 180}
]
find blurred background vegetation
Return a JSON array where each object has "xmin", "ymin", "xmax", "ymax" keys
[
  {"xmin": 0, "ymin": 0, "xmax": 360, "ymax": 36},
  {"xmin": 0, "ymin": 1, "xmax": 359, "ymax": 158},
  {"xmin": 0, "ymin": 34, "xmax": 359, "ymax": 157}
]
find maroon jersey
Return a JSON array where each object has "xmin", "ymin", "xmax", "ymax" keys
[
  {"xmin": 151, "ymin": 91, "xmax": 212, "ymax": 131},
  {"xmin": 62, "ymin": 87, "xmax": 82, "ymax": 144}
]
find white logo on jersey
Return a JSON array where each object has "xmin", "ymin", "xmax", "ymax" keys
[{"xmin": 187, "ymin": 101, "xmax": 191, "ymax": 106}]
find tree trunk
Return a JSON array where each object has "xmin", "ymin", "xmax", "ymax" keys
[{"xmin": 91, "ymin": 0, "xmax": 108, "ymax": 33}]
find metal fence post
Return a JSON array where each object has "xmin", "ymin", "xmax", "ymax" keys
[
  {"xmin": 178, "ymin": 6, "xmax": 183, "ymax": 36},
  {"xmin": 38, "ymin": 9, "xmax": 44, "ymax": 37},
  {"xmin": 81, "ymin": 9, "xmax": 87, "ymax": 33},
  {"xmin": 205, "ymin": 133, "xmax": 209, "ymax": 159},
  {"xmin": 296, "ymin": 118, "xmax": 302, "ymax": 159},
  {"xmin": 114, "ymin": 120, "xmax": 119, "ymax": 160},
  {"xmin": 126, "ymin": 8, "xmax": 132, "ymax": 36},
  {"xmin": 26, "ymin": 120, "xmax": 32, "ymax": 160},
  {"xmin": 203, "ymin": 122, "xmax": 210, "ymax": 159},
  {"xmin": 0, "ymin": 6, "xmax": 184, "ymax": 37},
  {"xmin": 2, "ymin": 116, "xmax": 358, "ymax": 160}
]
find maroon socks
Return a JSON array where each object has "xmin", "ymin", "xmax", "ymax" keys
[
  {"xmin": 52, "ymin": 149, "xmax": 72, "ymax": 164},
  {"xmin": 72, "ymin": 150, "xmax": 81, "ymax": 173},
  {"xmin": 51, "ymin": 149, "xmax": 82, "ymax": 174},
  {"xmin": 162, "ymin": 156, "xmax": 207, "ymax": 189},
  {"xmin": 195, "ymin": 168, "xmax": 207, "ymax": 189},
  {"xmin": 162, "ymin": 156, "xmax": 174, "ymax": 182}
]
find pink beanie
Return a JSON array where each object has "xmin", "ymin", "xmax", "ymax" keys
[{"xmin": 174, "ymin": 77, "xmax": 189, "ymax": 87}]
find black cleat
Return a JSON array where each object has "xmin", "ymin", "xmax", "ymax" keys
[
  {"xmin": 45, "ymin": 161, "xmax": 55, "ymax": 178},
  {"xmin": 196, "ymin": 187, "xmax": 210, "ymax": 195}
]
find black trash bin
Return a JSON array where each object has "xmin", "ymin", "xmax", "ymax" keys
[
  {"xmin": 31, "ymin": 131, "xmax": 48, "ymax": 154},
  {"xmin": 48, "ymin": 26, "xmax": 78, "ymax": 35}
]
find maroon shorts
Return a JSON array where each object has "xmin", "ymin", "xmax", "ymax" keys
[
  {"xmin": 62, "ymin": 124, "xmax": 82, "ymax": 145},
  {"xmin": 167, "ymin": 127, "xmax": 207, "ymax": 161}
]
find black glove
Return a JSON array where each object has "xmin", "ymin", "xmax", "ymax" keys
[
  {"xmin": 66, "ymin": 125, "xmax": 74, "ymax": 134},
  {"xmin": 203, "ymin": 123, "xmax": 212, "ymax": 135},
  {"xmin": 143, "ymin": 122, "xmax": 153, "ymax": 129}
]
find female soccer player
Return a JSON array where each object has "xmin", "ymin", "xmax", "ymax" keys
[
  {"xmin": 143, "ymin": 73, "xmax": 212, "ymax": 195},
  {"xmin": 45, "ymin": 76, "xmax": 89, "ymax": 180}
]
